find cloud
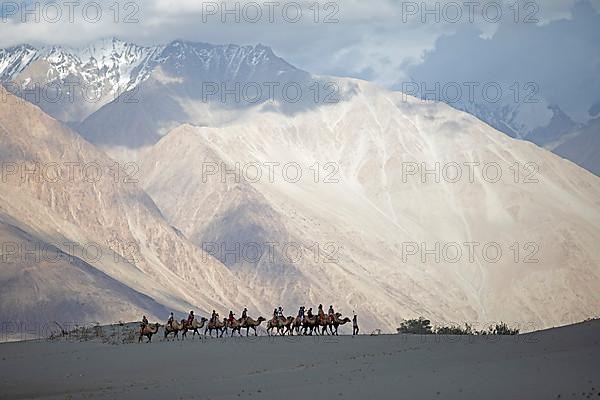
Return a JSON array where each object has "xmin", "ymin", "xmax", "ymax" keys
[
  {"xmin": 0, "ymin": 0, "xmax": 598, "ymax": 121},
  {"xmin": 406, "ymin": 1, "xmax": 600, "ymax": 124}
]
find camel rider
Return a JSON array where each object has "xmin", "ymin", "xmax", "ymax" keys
[
  {"xmin": 167, "ymin": 312, "xmax": 174, "ymax": 329},
  {"xmin": 241, "ymin": 308, "xmax": 248, "ymax": 319},
  {"xmin": 298, "ymin": 306, "xmax": 305, "ymax": 321},
  {"xmin": 328, "ymin": 305, "xmax": 335, "ymax": 321},
  {"xmin": 187, "ymin": 310, "xmax": 194, "ymax": 325},
  {"xmin": 228, "ymin": 311, "xmax": 235, "ymax": 323},
  {"xmin": 211, "ymin": 310, "xmax": 218, "ymax": 323},
  {"xmin": 273, "ymin": 308, "xmax": 278, "ymax": 319},
  {"xmin": 307, "ymin": 307, "xmax": 314, "ymax": 318},
  {"xmin": 318, "ymin": 304, "xmax": 325, "ymax": 321},
  {"xmin": 278, "ymin": 306, "xmax": 284, "ymax": 318},
  {"xmin": 141, "ymin": 315, "xmax": 149, "ymax": 329}
]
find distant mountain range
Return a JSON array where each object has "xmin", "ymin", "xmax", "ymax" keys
[
  {"xmin": 450, "ymin": 97, "xmax": 599, "ymax": 175},
  {"xmin": 1, "ymin": 38, "xmax": 597, "ymax": 174}
]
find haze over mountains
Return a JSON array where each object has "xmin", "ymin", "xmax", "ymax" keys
[
  {"xmin": 0, "ymin": 38, "xmax": 599, "ymax": 338},
  {"xmin": 447, "ymin": 99, "xmax": 600, "ymax": 175},
  {"xmin": 1, "ymin": 38, "xmax": 597, "ymax": 176}
]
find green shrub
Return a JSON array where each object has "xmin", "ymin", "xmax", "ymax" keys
[
  {"xmin": 397, "ymin": 317, "xmax": 519, "ymax": 336},
  {"xmin": 435, "ymin": 323, "xmax": 474, "ymax": 335},
  {"xmin": 487, "ymin": 322, "xmax": 519, "ymax": 335},
  {"xmin": 397, "ymin": 317, "xmax": 433, "ymax": 334}
]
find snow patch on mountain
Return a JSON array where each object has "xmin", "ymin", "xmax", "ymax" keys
[{"xmin": 0, "ymin": 44, "xmax": 38, "ymax": 80}]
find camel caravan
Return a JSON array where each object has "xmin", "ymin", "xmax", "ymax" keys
[{"xmin": 138, "ymin": 304, "xmax": 358, "ymax": 343}]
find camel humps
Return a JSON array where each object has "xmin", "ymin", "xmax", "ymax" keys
[
  {"xmin": 331, "ymin": 313, "xmax": 352, "ymax": 335},
  {"xmin": 182, "ymin": 317, "xmax": 208, "ymax": 339},
  {"xmin": 243, "ymin": 317, "xmax": 266, "ymax": 336},
  {"xmin": 139, "ymin": 323, "xmax": 160, "ymax": 343},
  {"xmin": 164, "ymin": 319, "xmax": 186, "ymax": 340},
  {"xmin": 205, "ymin": 318, "xmax": 227, "ymax": 338},
  {"xmin": 267, "ymin": 316, "xmax": 295, "ymax": 336}
]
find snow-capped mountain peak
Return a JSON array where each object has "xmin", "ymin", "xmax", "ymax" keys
[{"xmin": 0, "ymin": 38, "xmax": 294, "ymax": 122}]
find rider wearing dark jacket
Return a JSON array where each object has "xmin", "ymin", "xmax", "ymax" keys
[
  {"xmin": 318, "ymin": 304, "xmax": 325, "ymax": 320},
  {"xmin": 352, "ymin": 313, "xmax": 359, "ymax": 336}
]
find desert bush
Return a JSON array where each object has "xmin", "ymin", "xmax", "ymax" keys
[
  {"xmin": 397, "ymin": 317, "xmax": 433, "ymax": 334},
  {"xmin": 486, "ymin": 322, "xmax": 519, "ymax": 335},
  {"xmin": 435, "ymin": 323, "xmax": 474, "ymax": 335},
  {"xmin": 398, "ymin": 318, "xmax": 519, "ymax": 336}
]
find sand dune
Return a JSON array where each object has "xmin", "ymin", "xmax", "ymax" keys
[{"xmin": 0, "ymin": 320, "xmax": 598, "ymax": 399}]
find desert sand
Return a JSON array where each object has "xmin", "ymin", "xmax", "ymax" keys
[{"xmin": 0, "ymin": 320, "xmax": 598, "ymax": 399}]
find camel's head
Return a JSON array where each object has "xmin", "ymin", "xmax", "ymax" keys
[
  {"xmin": 258, "ymin": 317, "xmax": 266, "ymax": 322},
  {"xmin": 335, "ymin": 312, "xmax": 342, "ymax": 317},
  {"xmin": 200, "ymin": 317, "xmax": 208, "ymax": 323}
]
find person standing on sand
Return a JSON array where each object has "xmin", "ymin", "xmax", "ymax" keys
[
  {"xmin": 353, "ymin": 312, "xmax": 359, "ymax": 336},
  {"xmin": 167, "ymin": 312, "xmax": 174, "ymax": 329}
]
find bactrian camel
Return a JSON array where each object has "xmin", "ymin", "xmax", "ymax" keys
[
  {"xmin": 139, "ymin": 323, "xmax": 160, "ymax": 343},
  {"xmin": 267, "ymin": 316, "xmax": 295, "ymax": 336},
  {"xmin": 331, "ymin": 313, "xmax": 352, "ymax": 335},
  {"xmin": 291, "ymin": 316, "xmax": 303, "ymax": 335},
  {"xmin": 205, "ymin": 318, "xmax": 226, "ymax": 338},
  {"xmin": 225, "ymin": 318, "xmax": 243, "ymax": 337},
  {"xmin": 302, "ymin": 315, "xmax": 319, "ymax": 335},
  {"xmin": 243, "ymin": 317, "xmax": 266, "ymax": 336},
  {"xmin": 182, "ymin": 317, "xmax": 208, "ymax": 339},
  {"xmin": 164, "ymin": 319, "xmax": 186, "ymax": 340}
]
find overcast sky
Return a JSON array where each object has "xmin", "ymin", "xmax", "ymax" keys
[{"xmin": 1, "ymin": 0, "xmax": 599, "ymax": 123}]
